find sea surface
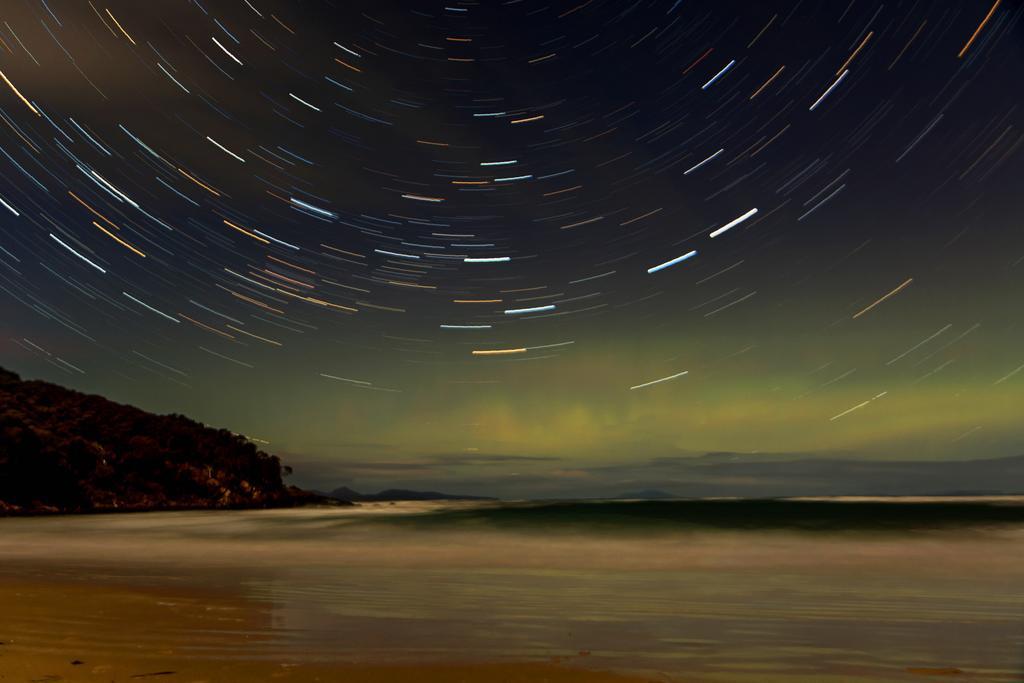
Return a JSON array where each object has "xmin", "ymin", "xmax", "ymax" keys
[{"xmin": 2, "ymin": 498, "xmax": 1023, "ymax": 682}]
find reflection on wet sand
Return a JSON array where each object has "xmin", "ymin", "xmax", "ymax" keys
[{"xmin": 1, "ymin": 503, "xmax": 1022, "ymax": 682}]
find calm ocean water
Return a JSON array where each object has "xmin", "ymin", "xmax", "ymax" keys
[{"xmin": 2, "ymin": 499, "xmax": 1023, "ymax": 682}]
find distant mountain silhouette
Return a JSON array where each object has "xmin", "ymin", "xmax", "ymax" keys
[
  {"xmin": 0, "ymin": 367, "xmax": 328, "ymax": 515},
  {"xmin": 327, "ymin": 486, "xmax": 495, "ymax": 502},
  {"xmin": 613, "ymin": 489, "xmax": 678, "ymax": 500}
]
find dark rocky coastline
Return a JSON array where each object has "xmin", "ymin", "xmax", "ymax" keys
[{"xmin": 0, "ymin": 368, "xmax": 339, "ymax": 516}]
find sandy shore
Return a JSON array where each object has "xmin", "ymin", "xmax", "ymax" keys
[
  {"xmin": 0, "ymin": 577, "xmax": 660, "ymax": 683},
  {"xmin": 3, "ymin": 509, "xmax": 1021, "ymax": 682},
  {"xmin": 0, "ymin": 657, "xmax": 659, "ymax": 683}
]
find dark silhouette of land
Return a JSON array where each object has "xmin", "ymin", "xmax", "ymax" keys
[
  {"xmin": 326, "ymin": 485, "xmax": 495, "ymax": 502},
  {"xmin": 0, "ymin": 367, "xmax": 330, "ymax": 515}
]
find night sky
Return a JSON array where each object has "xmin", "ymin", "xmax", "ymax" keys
[{"xmin": 1, "ymin": 0, "xmax": 1022, "ymax": 496}]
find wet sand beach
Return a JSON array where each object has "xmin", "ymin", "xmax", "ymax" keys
[
  {"xmin": 1, "ymin": 502, "xmax": 1023, "ymax": 682},
  {"xmin": 0, "ymin": 577, "xmax": 655, "ymax": 683}
]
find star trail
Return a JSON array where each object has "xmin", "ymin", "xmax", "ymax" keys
[{"xmin": 1, "ymin": 0, "xmax": 1022, "ymax": 493}]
